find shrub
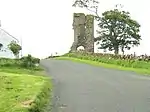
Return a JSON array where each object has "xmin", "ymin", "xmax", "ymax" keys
[
  {"xmin": 20, "ymin": 54, "xmax": 40, "ymax": 69},
  {"xmin": 0, "ymin": 58, "xmax": 22, "ymax": 67},
  {"xmin": 0, "ymin": 54, "xmax": 41, "ymax": 70}
]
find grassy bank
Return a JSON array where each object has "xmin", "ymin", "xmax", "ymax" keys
[
  {"xmin": 56, "ymin": 52, "xmax": 150, "ymax": 75},
  {"xmin": 0, "ymin": 55, "xmax": 52, "ymax": 112},
  {"xmin": 0, "ymin": 73, "xmax": 52, "ymax": 112}
]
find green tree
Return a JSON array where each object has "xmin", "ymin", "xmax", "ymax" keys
[
  {"xmin": 95, "ymin": 7, "xmax": 141, "ymax": 54},
  {"xmin": 8, "ymin": 41, "xmax": 22, "ymax": 58}
]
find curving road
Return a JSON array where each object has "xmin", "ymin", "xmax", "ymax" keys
[{"xmin": 40, "ymin": 59, "xmax": 150, "ymax": 112}]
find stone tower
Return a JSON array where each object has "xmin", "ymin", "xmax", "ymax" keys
[{"xmin": 71, "ymin": 13, "xmax": 94, "ymax": 52}]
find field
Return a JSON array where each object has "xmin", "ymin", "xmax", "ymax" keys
[
  {"xmin": 56, "ymin": 52, "xmax": 150, "ymax": 75},
  {"xmin": 0, "ymin": 56, "xmax": 52, "ymax": 112}
]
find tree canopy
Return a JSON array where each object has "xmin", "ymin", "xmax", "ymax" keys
[
  {"xmin": 8, "ymin": 41, "xmax": 22, "ymax": 58},
  {"xmin": 95, "ymin": 8, "xmax": 141, "ymax": 54},
  {"xmin": 73, "ymin": 0, "xmax": 99, "ymax": 12}
]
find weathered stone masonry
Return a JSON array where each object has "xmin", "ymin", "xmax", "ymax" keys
[{"xmin": 71, "ymin": 13, "xmax": 94, "ymax": 52}]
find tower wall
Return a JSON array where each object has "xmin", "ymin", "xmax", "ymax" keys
[{"xmin": 71, "ymin": 13, "xmax": 94, "ymax": 52}]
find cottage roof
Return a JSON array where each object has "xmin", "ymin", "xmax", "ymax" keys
[{"xmin": 0, "ymin": 28, "xmax": 19, "ymax": 43}]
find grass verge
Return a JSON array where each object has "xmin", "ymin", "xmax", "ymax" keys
[
  {"xmin": 56, "ymin": 57, "xmax": 150, "ymax": 75},
  {"xmin": 0, "ymin": 69, "xmax": 52, "ymax": 112}
]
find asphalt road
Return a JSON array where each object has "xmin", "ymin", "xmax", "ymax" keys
[{"xmin": 40, "ymin": 59, "xmax": 150, "ymax": 112}]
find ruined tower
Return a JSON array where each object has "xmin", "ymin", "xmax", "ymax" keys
[{"xmin": 71, "ymin": 13, "xmax": 94, "ymax": 52}]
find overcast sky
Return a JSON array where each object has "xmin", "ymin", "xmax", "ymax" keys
[{"xmin": 0, "ymin": 0, "xmax": 149, "ymax": 58}]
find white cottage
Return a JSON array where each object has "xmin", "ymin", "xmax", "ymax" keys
[{"xmin": 0, "ymin": 28, "xmax": 20, "ymax": 58}]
